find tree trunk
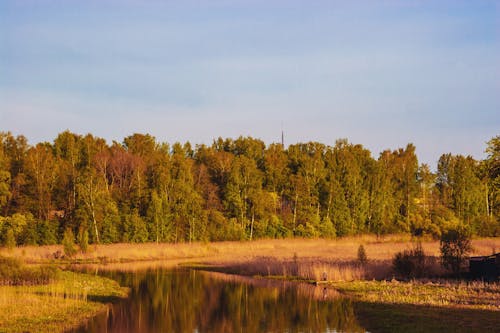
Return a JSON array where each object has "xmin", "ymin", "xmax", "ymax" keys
[
  {"xmin": 250, "ymin": 210, "xmax": 254, "ymax": 241},
  {"xmin": 293, "ymin": 193, "xmax": 298, "ymax": 230}
]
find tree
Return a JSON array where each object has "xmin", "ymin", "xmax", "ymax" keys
[
  {"xmin": 167, "ymin": 143, "xmax": 204, "ymax": 242},
  {"xmin": 0, "ymin": 134, "xmax": 12, "ymax": 214},
  {"xmin": 391, "ymin": 144, "xmax": 419, "ymax": 232},
  {"xmin": 440, "ymin": 226, "xmax": 472, "ymax": 276},
  {"xmin": 436, "ymin": 154, "xmax": 485, "ymax": 227},
  {"xmin": 24, "ymin": 143, "xmax": 58, "ymax": 221},
  {"xmin": 1, "ymin": 132, "xmax": 28, "ymax": 215},
  {"xmin": 485, "ymin": 136, "xmax": 500, "ymax": 218},
  {"xmin": 369, "ymin": 151, "xmax": 397, "ymax": 234},
  {"xmin": 286, "ymin": 142, "xmax": 326, "ymax": 235},
  {"xmin": 53, "ymin": 131, "xmax": 83, "ymax": 229},
  {"xmin": 333, "ymin": 140, "xmax": 371, "ymax": 234},
  {"xmin": 224, "ymin": 155, "xmax": 263, "ymax": 239},
  {"xmin": 357, "ymin": 244, "xmax": 367, "ymax": 265}
]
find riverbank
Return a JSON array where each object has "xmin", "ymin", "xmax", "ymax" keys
[
  {"xmin": 0, "ymin": 236, "xmax": 499, "ymax": 332},
  {"xmin": 0, "ymin": 269, "xmax": 128, "ymax": 333}
]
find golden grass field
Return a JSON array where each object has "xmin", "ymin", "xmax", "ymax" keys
[
  {"xmin": 3, "ymin": 235, "xmax": 499, "ymax": 265},
  {"xmin": 2, "ymin": 235, "xmax": 498, "ymax": 282}
]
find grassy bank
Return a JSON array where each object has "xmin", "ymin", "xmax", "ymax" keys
[
  {"xmin": 332, "ymin": 279, "xmax": 500, "ymax": 310},
  {"xmin": 0, "ymin": 269, "xmax": 128, "ymax": 333}
]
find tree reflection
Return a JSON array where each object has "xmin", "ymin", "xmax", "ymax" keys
[{"xmin": 74, "ymin": 269, "xmax": 365, "ymax": 333}]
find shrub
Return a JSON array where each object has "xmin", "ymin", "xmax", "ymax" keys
[
  {"xmin": 440, "ymin": 226, "xmax": 472, "ymax": 276},
  {"xmin": 62, "ymin": 228, "xmax": 77, "ymax": 258},
  {"xmin": 393, "ymin": 242, "xmax": 428, "ymax": 279},
  {"xmin": 4, "ymin": 228, "xmax": 16, "ymax": 249},
  {"xmin": 78, "ymin": 227, "xmax": 89, "ymax": 254}
]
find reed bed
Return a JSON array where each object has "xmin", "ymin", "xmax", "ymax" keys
[{"xmin": 208, "ymin": 256, "xmax": 385, "ymax": 282}]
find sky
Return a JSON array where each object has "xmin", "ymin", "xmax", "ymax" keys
[{"xmin": 0, "ymin": 0, "xmax": 498, "ymax": 167}]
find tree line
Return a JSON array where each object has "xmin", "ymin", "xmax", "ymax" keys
[{"xmin": 0, "ymin": 131, "xmax": 498, "ymax": 246}]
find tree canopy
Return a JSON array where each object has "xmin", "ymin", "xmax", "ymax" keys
[{"xmin": 0, "ymin": 131, "xmax": 498, "ymax": 246}]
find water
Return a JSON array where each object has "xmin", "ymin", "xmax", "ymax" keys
[
  {"xmin": 73, "ymin": 268, "xmax": 500, "ymax": 333},
  {"xmin": 73, "ymin": 269, "xmax": 365, "ymax": 333}
]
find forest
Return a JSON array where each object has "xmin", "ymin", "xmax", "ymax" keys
[{"xmin": 0, "ymin": 131, "xmax": 498, "ymax": 246}]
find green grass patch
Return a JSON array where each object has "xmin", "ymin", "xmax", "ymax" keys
[
  {"xmin": 355, "ymin": 302, "xmax": 500, "ymax": 333},
  {"xmin": 0, "ymin": 270, "xmax": 128, "ymax": 333}
]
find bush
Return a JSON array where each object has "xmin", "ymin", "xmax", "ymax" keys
[
  {"xmin": 440, "ymin": 226, "xmax": 472, "ymax": 276},
  {"xmin": 393, "ymin": 242, "xmax": 429, "ymax": 279},
  {"xmin": 78, "ymin": 227, "xmax": 89, "ymax": 254},
  {"xmin": 4, "ymin": 228, "xmax": 16, "ymax": 249},
  {"xmin": 62, "ymin": 228, "xmax": 77, "ymax": 258}
]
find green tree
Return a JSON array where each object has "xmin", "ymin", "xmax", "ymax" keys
[
  {"xmin": 436, "ymin": 154, "xmax": 485, "ymax": 227},
  {"xmin": 357, "ymin": 244, "xmax": 367, "ymax": 265},
  {"xmin": 369, "ymin": 151, "xmax": 398, "ymax": 234},
  {"xmin": 0, "ymin": 132, "xmax": 28, "ymax": 215},
  {"xmin": 168, "ymin": 143, "xmax": 204, "ymax": 242},
  {"xmin": 333, "ymin": 140, "xmax": 372, "ymax": 234},
  {"xmin": 24, "ymin": 143, "xmax": 58, "ymax": 221},
  {"xmin": 391, "ymin": 144, "xmax": 419, "ymax": 232},
  {"xmin": 286, "ymin": 142, "xmax": 326, "ymax": 235},
  {"xmin": 485, "ymin": 136, "xmax": 500, "ymax": 219},
  {"xmin": 53, "ymin": 131, "xmax": 84, "ymax": 230},
  {"xmin": 224, "ymin": 155, "xmax": 263, "ymax": 239},
  {"xmin": 0, "ymin": 134, "xmax": 12, "ymax": 214},
  {"xmin": 440, "ymin": 226, "xmax": 472, "ymax": 276}
]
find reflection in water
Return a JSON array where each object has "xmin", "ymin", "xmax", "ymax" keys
[{"xmin": 73, "ymin": 269, "xmax": 365, "ymax": 333}]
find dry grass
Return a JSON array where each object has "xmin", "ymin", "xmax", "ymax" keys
[
  {"xmin": 1, "ymin": 235, "xmax": 498, "ymax": 277},
  {"xmin": 333, "ymin": 279, "xmax": 500, "ymax": 310}
]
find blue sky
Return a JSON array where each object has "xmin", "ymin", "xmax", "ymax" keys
[{"xmin": 1, "ymin": 0, "xmax": 498, "ymax": 167}]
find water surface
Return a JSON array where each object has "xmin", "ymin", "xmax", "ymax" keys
[
  {"xmin": 75, "ymin": 268, "xmax": 364, "ymax": 332},
  {"xmin": 73, "ymin": 268, "xmax": 500, "ymax": 333}
]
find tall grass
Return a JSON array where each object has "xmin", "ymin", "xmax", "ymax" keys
[
  {"xmin": 0, "ymin": 256, "xmax": 58, "ymax": 286},
  {"xmin": 0, "ymin": 270, "xmax": 127, "ymax": 333},
  {"xmin": 211, "ymin": 256, "xmax": 371, "ymax": 282}
]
